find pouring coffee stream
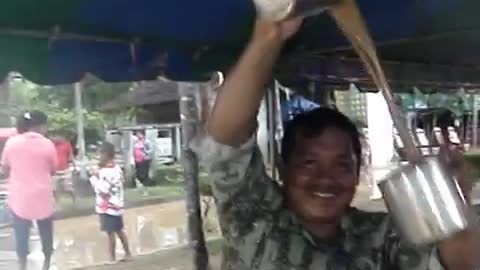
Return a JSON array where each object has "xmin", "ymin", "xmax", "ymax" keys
[{"xmin": 328, "ymin": 0, "xmax": 422, "ymax": 162}]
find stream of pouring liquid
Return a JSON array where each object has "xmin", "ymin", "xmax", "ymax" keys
[{"xmin": 329, "ymin": 0, "xmax": 421, "ymax": 162}]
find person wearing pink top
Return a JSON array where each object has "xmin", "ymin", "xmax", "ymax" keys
[
  {"xmin": 133, "ymin": 130, "xmax": 153, "ymax": 187},
  {"xmin": 1, "ymin": 111, "xmax": 57, "ymax": 270}
]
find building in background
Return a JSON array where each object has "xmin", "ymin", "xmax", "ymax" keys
[{"xmin": 335, "ymin": 84, "xmax": 368, "ymax": 127}]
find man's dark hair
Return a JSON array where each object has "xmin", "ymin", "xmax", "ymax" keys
[
  {"xmin": 281, "ymin": 107, "xmax": 362, "ymax": 172},
  {"xmin": 100, "ymin": 141, "xmax": 116, "ymax": 159},
  {"xmin": 16, "ymin": 115, "xmax": 29, "ymax": 134},
  {"xmin": 16, "ymin": 110, "xmax": 47, "ymax": 133}
]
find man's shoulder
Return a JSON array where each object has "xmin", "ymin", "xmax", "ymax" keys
[
  {"xmin": 191, "ymin": 133, "xmax": 257, "ymax": 166},
  {"xmin": 40, "ymin": 136, "xmax": 56, "ymax": 148},
  {"xmin": 6, "ymin": 134, "xmax": 22, "ymax": 144},
  {"xmin": 3, "ymin": 134, "xmax": 25, "ymax": 150}
]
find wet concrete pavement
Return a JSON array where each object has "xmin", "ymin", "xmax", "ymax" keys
[
  {"xmin": 0, "ymin": 201, "xmax": 220, "ymax": 270},
  {"xmin": 78, "ymin": 239, "xmax": 223, "ymax": 270}
]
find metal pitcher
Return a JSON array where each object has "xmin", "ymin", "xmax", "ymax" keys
[
  {"xmin": 253, "ymin": 0, "xmax": 342, "ymax": 21},
  {"xmin": 379, "ymin": 157, "xmax": 470, "ymax": 246}
]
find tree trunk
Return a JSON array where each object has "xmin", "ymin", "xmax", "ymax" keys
[
  {"xmin": 473, "ymin": 95, "xmax": 479, "ymax": 147},
  {"xmin": 177, "ymin": 82, "xmax": 209, "ymax": 270},
  {"xmin": 74, "ymin": 82, "xmax": 88, "ymax": 180}
]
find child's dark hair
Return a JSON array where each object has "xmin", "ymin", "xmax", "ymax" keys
[
  {"xmin": 100, "ymin": 142, "xmax": 115, "ymax": 160},
  {"xmin": 281, "ymin": 107, "xmax": 362, "ymax": 173},
  {"xmin": 16, "ymin": 110, "xmax": 47, "ymax": 133}
]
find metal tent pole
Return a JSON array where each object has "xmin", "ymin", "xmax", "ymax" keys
[
  {"xmin": 74, "ymin": 81, "xmax": 88, "ymax": 180},
  {"xmin": 473, "ymin": 94, "xmax": 479, "ymax": 147},
  {"xmin": 177, "ymin": 82, "xmax": 209, "ymax": 270},
  {"xmin": 266, "ymin": 87, "xmax": 277, "ymax": 180},
  {"xmin": 274, "ymin": 81, "xmax": 284, "ymax": 165}
]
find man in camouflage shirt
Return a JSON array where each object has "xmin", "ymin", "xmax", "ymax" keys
[{"xmin": 193, "ymin": 17, "xmax": 480, "ymax": 270}]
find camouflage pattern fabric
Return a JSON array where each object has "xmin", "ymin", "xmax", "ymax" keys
[{"xmin": 191, "ymin": 135, "xmax": 447, "ymax": 270}]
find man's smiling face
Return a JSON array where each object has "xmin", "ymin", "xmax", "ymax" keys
[{"xmin": 284, "ymin": 127, "xmax": 359, "ymax": 226}]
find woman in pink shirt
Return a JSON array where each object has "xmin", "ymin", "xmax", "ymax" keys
[
  {"xmin": 133, "ymin": 130, "xmax": 153, "ymax": 187},
  {"xmin": 1, "ymin": 111, "xmax": 57, "ymax": 270}
]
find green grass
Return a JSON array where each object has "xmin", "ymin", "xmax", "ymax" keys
[{"xmin": 151, "ymin": 165, "xmax": 212, "ymax": 196}]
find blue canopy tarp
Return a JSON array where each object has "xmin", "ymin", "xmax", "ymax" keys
[
  {"xmin": 1, "ymin": 0, "xmax": 479, "ymax": 85},
  {"xmin": 282, "ymin": 95, "xmax": 320, "ymax": 122}
]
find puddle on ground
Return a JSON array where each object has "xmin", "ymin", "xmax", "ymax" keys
[{"xmin": 0, "ymin": 201, "xmax": 220, "ymax": 270}]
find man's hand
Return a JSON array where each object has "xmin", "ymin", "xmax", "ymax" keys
[
  {"xmin": 438, "ymin": 137, "xmax": 470, "ymax": 203},
  {"xmin": 439, "ymin": 226, "xmax": 480, "ymax": 270},
  {"xmin": 252, "ymin": 17, "xmax": 304, "ymax": 45},
  {"xmin": 208, "ymin": 17, "xmax": 303, "ymax": 146},
  {"xmin": 437, "ymin": 130, "xmax": 479, "ymax": 269}
]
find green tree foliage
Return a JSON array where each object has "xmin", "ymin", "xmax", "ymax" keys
[
  {"xmin": 398, "ymin": 89, "xmax": 469, "ymax": 116},
  {"xmin": 9, "ymin": 76, "xmax": 132, "ymax": 142}
]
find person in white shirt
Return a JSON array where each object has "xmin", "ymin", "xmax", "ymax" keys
[{"xmin": 89, "ymin": 142, "xmax": 132, "ymax": 263}]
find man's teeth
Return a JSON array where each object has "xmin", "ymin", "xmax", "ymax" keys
[{"xmin": 313, "ymin": 192, "xmax": 336, "ymax": 198}]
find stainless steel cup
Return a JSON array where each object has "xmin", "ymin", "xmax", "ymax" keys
[
  {"xmin": 253, "ymin": 0, "xmax": 342, "ymax": 21},
  {"xmin": 379, "ymin": 157, "xmax": 469, "ymax": 246}
]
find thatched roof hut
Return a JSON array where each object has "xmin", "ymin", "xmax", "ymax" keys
[{"xmin": 101, "ymin": 79, "xmax": 181, "ymax": 124}]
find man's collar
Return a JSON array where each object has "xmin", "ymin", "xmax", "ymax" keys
[
  {"xmin": 290, "ymin": 208, "xmax": 355, "ymax": 249},
  {"xmin": 102, "ymin": 162, "xmax": 116, "ymax": 168},
  {"xmin": 23, "ymin": 131, "xmax": 45, "ymax": 138}
]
